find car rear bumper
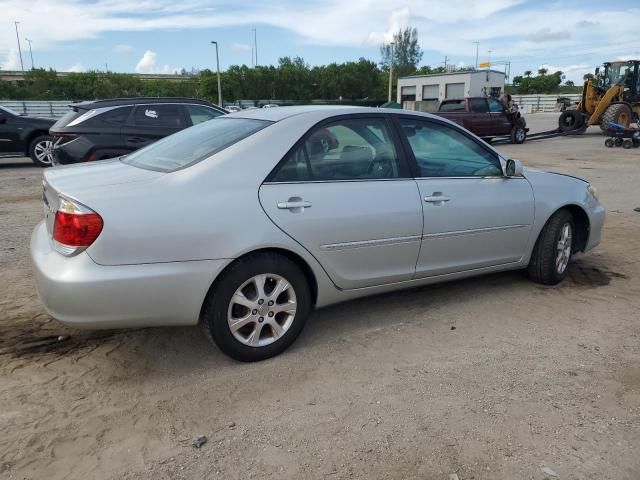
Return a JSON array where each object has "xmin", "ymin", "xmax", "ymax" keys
[{"xmin": 30, "ymin": 221, "xmax": 228, "ymax": 329}]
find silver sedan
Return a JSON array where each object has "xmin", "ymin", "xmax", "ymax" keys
[{"xmin": 31, "ymin": 106, "xmax": 605, "ymax": 361}]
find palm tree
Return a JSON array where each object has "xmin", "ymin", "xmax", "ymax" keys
[
  {"xmin": 538, "ymin": 67, "xmax": 548, "ymax": 76},
  {"xmin": 524, "ymin": 70, "xmax": 532, "ymax": 77}
]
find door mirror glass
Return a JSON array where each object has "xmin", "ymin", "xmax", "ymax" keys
[{"xmin": 505, "ymin": 159, "xmax": 524, "ymax": 177}]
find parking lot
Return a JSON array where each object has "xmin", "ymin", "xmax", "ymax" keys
[{"xmin": 1, "ymin": 113, "xmax": 639, "ymax": 480}]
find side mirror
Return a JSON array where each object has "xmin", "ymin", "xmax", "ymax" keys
[{"xmin": 505, "ymin": 159, "xmax": 524, "ymax": 177}]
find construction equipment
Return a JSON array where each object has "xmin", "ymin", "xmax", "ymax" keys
[{"xmin": 558, "ymin": 60, "xmax": 640, "ymax": 133}]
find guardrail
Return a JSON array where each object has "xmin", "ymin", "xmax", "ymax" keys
[
  {"xmin": 512, "ymin": 94, "xmax": 581, "ymax": 113},
  {"xmin": 0, "ymin": 100, "xmax": 71, "ymax": 118}
]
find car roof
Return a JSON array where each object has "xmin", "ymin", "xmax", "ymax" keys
[
  {"xmin": 227, "ymin": 105, "xmax": 442, "ymax": 122},
  {"xmin": 69, "ymin": 97, "xmax": 221, "ymax": 111}
]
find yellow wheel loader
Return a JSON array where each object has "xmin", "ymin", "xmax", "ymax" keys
[{"xmin": 558, "ymin": 60, "xmax": 640, "ymax": 133}]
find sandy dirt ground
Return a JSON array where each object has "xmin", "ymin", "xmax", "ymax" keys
[{"xmin": 1, "ymin": 114, "xmax": 639, "ymax": 480}]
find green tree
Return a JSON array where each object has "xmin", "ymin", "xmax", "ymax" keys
[
  {"xmin": 537, "ymin": 67, "xmax": 548, "ymax": 76},
  {"xmin": 380, "ymin": 27, "xmax": 423, "ymax": 77},
  {"xmin": 583, "ymin": 73, "xmax": 594, "ymax": 82},
  {"xmin": 524, "ymin": 70, "xmax": 532, "ymax": 77},
  {"xmin": 565, "ymin": 80, "xmax": 575, "ymax": 87}
]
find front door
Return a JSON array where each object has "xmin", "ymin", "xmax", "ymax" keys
[
  {"xmin": 395, "ymin": 117, "xmax": 534, "ymax": 278},
  {"xmin": 259, "ymin": 116, "xmax": 423, "ymax": 289},
  {"xmin": 487, "ymin": 98, "xmax": 514, "ymax": 135},
  {"xmin": 468, "ymin": 98, "xmax": 492, "ymax": 136}
]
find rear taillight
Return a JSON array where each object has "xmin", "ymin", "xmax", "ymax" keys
[{"xmin": 52, "ymin": 197, "xmax": 103, "ymax": 256}]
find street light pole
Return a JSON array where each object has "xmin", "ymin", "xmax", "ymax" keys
[
  {"xmin": 25, "ymin": 38, "xmax": 34, "ymax": 69},
  {"xmin": 211, "ymin": 41, "xmax": 222, "ymax": 107},
  {"xmin": 388, "ymin": 42, "xmax": 394, "ymax": 103},
  {"xmin": 473, "ymin": 41, "xmax": 479, "ymax": 68},
  {"xmin": 253, "ymin": 28, "xmax": 258, "ymax": 66},
  {"xmin": 14, "ymin": 21, "xmax": 24, "ymax": 72}
]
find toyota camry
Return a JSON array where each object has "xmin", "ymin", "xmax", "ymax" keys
[{"xmin": 30, "ymin": 106, "xmax": 605, "ymax": 361}]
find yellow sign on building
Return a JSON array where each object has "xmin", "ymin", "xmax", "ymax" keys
[{"xmin": 479, "ymin": 62, "xmax": 491, "ymax": 68}]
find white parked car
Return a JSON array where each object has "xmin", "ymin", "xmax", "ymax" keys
[{"xmin": 31, "ymin": 106, "xmax": 605, "ymax": 361}]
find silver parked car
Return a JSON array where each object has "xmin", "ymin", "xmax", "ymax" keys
[{"xmin": 31, "ymin": 106, "xmax": 605, "ymax": 361}]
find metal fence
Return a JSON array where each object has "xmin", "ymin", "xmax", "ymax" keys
[
  {"xmin": 512, "ymin": 94, "xmax": 581, "ymax": 113},
  {"xmin": 0, "ymin": 100, "xmax": 71, "ymax": 118}
]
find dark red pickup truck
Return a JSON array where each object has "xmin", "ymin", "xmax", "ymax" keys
[{"xmin": 435, "ymin": 97, "xmax": 528, "ymax": 144}]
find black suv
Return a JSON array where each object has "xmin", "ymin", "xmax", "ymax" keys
[
  {"xmin": 50, "ymin": 98, "xmax": 227, "ymax": 164},
  {"xmin": 0, "ymin": 106, "xmax": 56, "ymax": 167}
]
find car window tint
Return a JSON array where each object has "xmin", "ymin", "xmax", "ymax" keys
[
  {"xmin": 469, "ymin": 98, "xmax": 489, "ymax": 113},
  {"xmin": 488, "ymin": 98, "xmax": 505, "ymax": 113},
  {"xmin": 96, "ymin": 106, "xmax": 133, "ymax": 126},
  {"xmin": 186, "ymin": 105, "xmax": 223, "ymax": 125},
  {"xmin": 122, "ymin": 118, "xmax": 270, "ymax": 172},
  {"xmin": 271, "ymin": 118, "xmax": 401, "ymax": 182},
  {"xmin": 399, "ymin": 120, "xmax": 502, "ymax": 178},
  {"xmin": 133, "ymin": 104, "xmax": 184, "ymax": 128},
  {"xmin": 439, "ymin": 101, "xmax": 465, "ymax": 112}
]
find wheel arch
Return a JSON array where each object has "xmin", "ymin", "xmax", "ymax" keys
[
  {"xmin": 554, "ymin": 204, "xmax": 590, "ymax": 253},
  {"xmin": 198, "ymin": 247, "xmax": 319, "ymax": 323},
  {"xmin": 24, "ymin": 129, "xmax": 51, "ymax": 156}
]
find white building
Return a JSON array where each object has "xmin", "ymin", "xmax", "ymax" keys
[{"xmin": 397, "ymin": 70, "xmax": 506, "ymax": 111}]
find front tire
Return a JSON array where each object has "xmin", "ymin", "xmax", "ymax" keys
[
  {"xmin": 29, "ymin": 135, "xmax": 55, "ymax": 167},
  {"xmin": 527, "ymin": 210, "xmax": 575, "ymax": 285},
  {"xmin": 201, "ymin": 253, "xmax": 311, "ymax": 362},
  {"xmin": 600, "ymin": 103, "xmax": 632, "ymax": 131},
  {"xmin": 510, "ymin": 125, "xmax": 526, "ymax": 144}
]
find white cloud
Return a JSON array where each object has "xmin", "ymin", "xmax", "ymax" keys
[
  {"xmin": 67, "ymin": 62, "xmax": 86, "ymax": 72},
  {"xmin": 231, "ymin": 43, "xmax": 251, "ymax": 52},
  {"xmin": 1, "ymin": 48, "xmax": 23, "ymax": 70},
  {"xmin": 114, "ymin": 44, "xmax": 134, "ymax": 53},
  {"xmin": 135, "ymin": 50, "xmax": 180, "ymax": 74},
  {"xmin": 526, "ymin": 28, "xmax": 571, "ymax": 42},
  {"xmin": 366, "ymin": 7, "xmax": 410, "ymax": 46}
]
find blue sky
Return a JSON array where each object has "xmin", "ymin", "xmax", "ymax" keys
[{"xmin": 1, "ymin": 0, "xmax": 639, "ymax": 83}]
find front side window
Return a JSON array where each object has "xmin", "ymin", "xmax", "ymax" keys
[
  {"xmin": 132, "ymin": 104, "xmax": 184, "ymax": 128},
  {"xmin": 487, "ymin": 98, "xmax": 505, "ymax": 113},
  {"xmin": 186, "ymin": 105, "xmax": 223, "ymax": 125},
  {"xmin": 270, "ymin": 117, "xmax": 403, "ymax": 182},
  {"xmin": 122, "ymin": 118, "xmax": 270, "ymax": 172},
  {"xmin": 399, "ymin": 119, "xmax": 502, "ymax": 178}
]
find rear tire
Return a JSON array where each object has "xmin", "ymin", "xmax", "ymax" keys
[
  {"xmin": 28, "ymin": 135, "xmax": 55, "ymax": 167},
  {"xmin": 600, "ymin": 103, "xmax": 632, "ymax": 131},
  {"xmin": 527, "ymin": 210, "xmax": 575, "ymax": 285},
  {"xmin": 558, "ymin": 110, "xmax": 584, "ymax": 132},
  {"xmin": 201, "ymin": 253, "xmax": 311, "ymax": 362},
  {"xmin": 604, "ymin": 138, "xmax": 614, "ymax": 148}
]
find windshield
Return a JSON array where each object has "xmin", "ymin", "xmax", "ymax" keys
[
  {"xmin": 122, "ymin": 117, "xmax": 271, "ymax": 172},
  {"xmin": 0, "ymin": 105, "xmax": 20, "ymax": 116},
  {"xmin": 602, "ymin": 62, "xmax": 634, "ymax": 88}
]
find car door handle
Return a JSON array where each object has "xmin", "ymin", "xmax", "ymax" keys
[
  {"xmin": 424, "ymin": 194, "xmax": 450, "ymax": 203},
  {"xmin": 127, "ymin": 136, "xmax": 146, "ymax": 143},
  {"xmin": 277, "ymin": 201, "xmax": 312, "ymax": 210}
]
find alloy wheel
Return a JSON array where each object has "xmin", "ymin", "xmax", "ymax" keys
[
  {"xmin": 227, "ymin": 273, "xmax": 297, "ymax": 347},
  {"xmin": 555, "ymin": 223, "xmax": 573, "ymax": 274},
  {"xmin": 34, "ymin": 140, "xmax": 54, "ymax": 165}
]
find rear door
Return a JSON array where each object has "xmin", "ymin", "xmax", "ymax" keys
[
  {"xmin": 259, "ymin": 115, "xmax": 423, "ymax": 289},
  {"xmin": 487, "ymin": 98, "xmax": 513, "ymax": 135},
  {"xmin": 395, "ymin": 116, "xmax": 534, "ymax": 278},
  {"xmin": 124, "ymin": 104, "xmax": 186, "ymax": 150},
  {"xmin": 0, "ymin": 110, "xmax": 21, "ymax": 155}
]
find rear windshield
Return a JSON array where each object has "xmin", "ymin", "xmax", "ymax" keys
[
  {"xmin": 51, "ymin": 109, "xmax": 85, "ymax": 129},
  {"xmin": 439, "ymin": 101, "xmax": 465, "ymax": 112},
  {"xmin": 121, "ymin": 117, "xmax": 271, "ymax": 172}
]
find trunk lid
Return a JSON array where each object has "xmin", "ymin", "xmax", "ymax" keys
[{"xmin": 42, "ymin": 159, "xmax": 164, "ymax": 236}]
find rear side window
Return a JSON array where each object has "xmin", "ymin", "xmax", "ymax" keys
[
  {"xmin": 97, "ymin": 106, "xmax": 133, "ymax": 125},
  {"xmin": 122, "ymin": 118, "xmax": 270, "ymax": 172},
  {"xmin": 439, "ymin": 101, "xmax": 465, "ymax": 112},
  {"xmin": 469, "ymin": 99, "xmax": 489, "ymax": 113},
  {"xmin": 52, "ymin": 109, "xmax": 85, "ymax": 128},
  {"xmin": 132, "ymin": 104, "xmax": 184, "ymax": 128},
  {"xmin": 186, "ymin": 105, "xmax": 223, "ymax": 125}
]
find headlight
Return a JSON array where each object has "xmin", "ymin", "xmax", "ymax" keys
[{"xmin": 587, "ymin": 184, "xmax": 599, "ymax": 202}]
